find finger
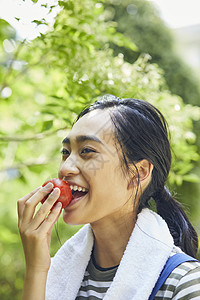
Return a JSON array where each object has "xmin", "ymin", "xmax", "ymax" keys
[
  {"xmin": 29, "ymin": 188, "xmax": 61, "ymax": 230},
  {"xmin": 17, "ymin": 187, "xmax": 41, "ymax": 221},
  {"xmin": 46, "ymin": 204, "xmax": 63, "ymax": 249},
  {"xmin": 47, "ymin": 203, "xmax": 62, "ymax": 243},
  {"xmin": 21, "ymin": 183, "xmax": 54, "ymax": 226},
  {"xmin": 38, "ymin": 202, "xmax": 62, "ymax": 234}
]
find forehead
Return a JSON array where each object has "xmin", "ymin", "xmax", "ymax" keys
[{"xmin": 68, "ymin": 109, "xmax": 114, "ymax": 142}]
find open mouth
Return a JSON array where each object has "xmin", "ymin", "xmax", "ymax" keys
[
  {"xmin": 71, "ymin": 190, "xmax": 88, "ymax": 199},
  {"xmin": 65, "ymin": 190, "xmax": 88, "ymax": 208}
]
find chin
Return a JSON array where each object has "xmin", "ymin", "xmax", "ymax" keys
[{"xmin": 62, "ymin": 211, "xmax": 87, "ymax": 226}]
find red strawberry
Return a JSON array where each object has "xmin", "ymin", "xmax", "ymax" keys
[{"xmin": 41, "ymin": 178, "xmax": 72, "ymax": 209}]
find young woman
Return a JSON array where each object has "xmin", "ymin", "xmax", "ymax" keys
[{"xmin": 18, "ymin": 95, "xmax": 200, "ymax": 300}]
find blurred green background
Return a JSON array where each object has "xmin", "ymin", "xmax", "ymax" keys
[{"xmin": 0, "ymin": 0, "xmax": 200, "ymax": 299}]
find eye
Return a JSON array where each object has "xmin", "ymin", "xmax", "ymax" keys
[
  {"xmin": 61, "ymin": 149, "xmax": 69, "ymax": 156},
  {"xmin": 60, "ymin": 148, "xmax": 95, "ymax": 157},
  {"xmin": 81, "ymin": 148, "xmax": 95, "ymax": 154}
]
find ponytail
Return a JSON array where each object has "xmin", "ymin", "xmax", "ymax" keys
[{"xmin": 153, "ymin": 186, "xmax": 198, "ymax": 258}]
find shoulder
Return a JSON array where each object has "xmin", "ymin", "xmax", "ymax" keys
[{"xmin": 155, "ymin": 260, "xmax": 200, "ymax": 299}]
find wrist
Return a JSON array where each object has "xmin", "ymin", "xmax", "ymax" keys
[
  {"xmin": 25, "ymin": 266, "xmax": 49, "ymax": 276},
  {"xmin": 22, "ymin": 267, "xmax": 48, "ymax": 300},
  {"xmin": 25, "ymin": 259, "xmax": 51, "ymax": 274}
]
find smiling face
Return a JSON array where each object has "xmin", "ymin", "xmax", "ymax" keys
[{"xmin": 58, "ymin": 109, "xmax": 137, "ymax": 226}]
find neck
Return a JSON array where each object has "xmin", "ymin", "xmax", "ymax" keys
[{"xmin": 91, "ymin": 210, "xmax": 137, "ymax": 268}]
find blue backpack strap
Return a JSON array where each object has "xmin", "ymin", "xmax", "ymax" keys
[{"xmin": 149, "ymin": 253, "xmax": 198, "ymax": 300}]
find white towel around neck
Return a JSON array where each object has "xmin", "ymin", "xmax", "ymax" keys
[{"xmin": 45, "ymin": 208, "xmax": 174, "ymax": 300}]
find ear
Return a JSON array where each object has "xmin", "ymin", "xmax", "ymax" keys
[
  {"xmin": 127, "ymin": 159, "xmax": 154, "ymax": 189},
  {"xmin": 137, "ymin": 159, "xmax": 154, "ymax": 182}
]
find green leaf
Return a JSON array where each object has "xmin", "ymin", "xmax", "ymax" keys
[
  {"xmin": 41, "ymin": 120, "xmax": 53, "ymax": 132},
  {"xmin": 109, "ymin": 32, "xmax": 138, "ymax": 52},
  {"xmin": 32, "ymin": 19, "xmax": 48, "ymax": 26},
  {"xmin": 182, "ymin": 174, "xmax": 200, "ymax": 183},
  {"xmin": 28, "ymin": 164, "xmax": 44, "ymax": 174},
  {"xmin": 45, "ymin": 103, "xmax": 60, "ymax": 107}
]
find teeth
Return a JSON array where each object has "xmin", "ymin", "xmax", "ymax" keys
[
  {"xmin": 70, "ymin": 185, "xmax": 87, "ymax": 192},
  {"xmin": 74, "ymin": 185, "xmax": 78, "ymax": 191}
]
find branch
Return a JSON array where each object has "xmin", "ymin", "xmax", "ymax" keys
[
  {"xmin": 0, "ymin": 158, "xmax": 58, "ymax": 173},
  {"xmin": 10, "ymin": 52, "xmax": 48, "ymax": 82},
  {"xmin": 0, "ymin": 126, "xmax": 68, "ymax": 142},
  {"xmin": 0, "ymin": 39, "xmax": 26, "ymax": 94},
  {"xmin": 0, "ymin": 40, "xmax": 48, "ymax": 94}
]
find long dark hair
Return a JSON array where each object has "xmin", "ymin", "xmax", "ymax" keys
[{"xmin": 75, "ymin": 94, "xmax": 198, "ymax": 258}]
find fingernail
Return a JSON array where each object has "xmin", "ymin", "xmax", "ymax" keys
[
  {"xmin": 55, "ymin": 202, "xmax": 62, "ymax": 209},
  {"xmin": 52, "ymin": 187, "xmax": 60, "ymax": 195},
  {"xmin": 44, "ymin": 182, "xmax": 53, "ymax": 189}
]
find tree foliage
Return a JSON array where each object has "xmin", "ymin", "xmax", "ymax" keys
[
  {"xmin": 104, "ymin": 0, "xmax": 200, "ymax": 106},
  {"xmin": 103, "ymin": 0, "xmax": 200, "ymax": 244},
  {"xmin": 0, "ymin": 1, "xmax": 200, "ymax": 299}
]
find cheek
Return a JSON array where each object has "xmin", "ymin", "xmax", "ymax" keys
[
  {"xmin": 91, "ymin": 172, "xmax": 128, "ymax": 204},
  {"xmin": 96, "ymin": 162, "xmax": 123, "ymax": 187},
  {"xmin": 58, "ymin": 162, "xmax": 63, "ymax": 176}
]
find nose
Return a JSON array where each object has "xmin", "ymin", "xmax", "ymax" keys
[{"xmin": 58, "ymin": 155, "xmax": 80, "ymax": 178}]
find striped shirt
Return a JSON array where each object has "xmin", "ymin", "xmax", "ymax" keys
[
  {"xmin": 76, "ymin": 256, "xmax": 118, "ymax": 299},
  {"xmin": 155, "ymin": 260, "xmax": 200, "ymax": 299},
  {"xmin": 76, "ymin": 250, "xmax": 200, "ymax": 299}
]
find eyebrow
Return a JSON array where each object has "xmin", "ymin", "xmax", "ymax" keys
[{"xmin": 62, "ymin": 135, "xmax": 104, "ymax": 145}]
